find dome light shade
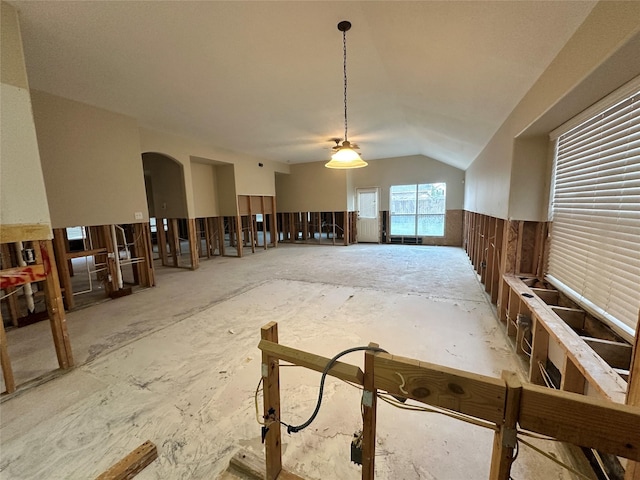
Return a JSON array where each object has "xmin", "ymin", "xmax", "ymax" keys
[{"xmin": 325, "ymin": 141, "xmax": 368, "ymax": 169}]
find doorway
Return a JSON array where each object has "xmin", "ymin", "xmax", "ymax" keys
[{"xmin": 356, "ymin": 187, "xmax": 379, "ymax": 243}]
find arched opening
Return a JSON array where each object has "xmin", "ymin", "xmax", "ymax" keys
[{"xmin": 142, "ymin": 152, "xmax": 193, "ymax": 268}]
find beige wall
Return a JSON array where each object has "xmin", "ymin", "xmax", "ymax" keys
[
  {"xmin": 216, "ymin": 164, "xmax": 237, "ymax": 216},
  {"xmin": 275, "ymin": 162, "xmax": 349, "ymax": 212},
  {"xmin": 191, "ymin": 160, "xmax": 219, "ymax": 218},
  {"xmin": 351, "ymin": 155, "xmax": 465, "ymax": 211},
  {"xmin": 31, "ymin": 90, "xmax": 149, "ymax": 228},
  {"xmin": 465, "ymin": 1, "xmax": 640, "ymax": 221},
  {"xmin": 0, "ymin": 2, "xmax": 52, "ymax": 233},
  {"xmin": 138, "ymin": 127, "xmax": 289, "ymax": 218},
  {"xmin": 142, "ymin": 153, "xmax": 189, "ymax": 219}
]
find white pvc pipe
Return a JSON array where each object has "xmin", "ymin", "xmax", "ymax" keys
[
  {"xmin": 15, "ymin": 241, "xmax": 35, "ymax": 313},
  {"xmin": 110, "ymin": 225, "xmax": 124, "ymax": 290}
]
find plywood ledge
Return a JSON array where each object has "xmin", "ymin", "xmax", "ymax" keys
[{"xmin": 0, "ymin": 224, "xmax": 52, "ymax": 243}]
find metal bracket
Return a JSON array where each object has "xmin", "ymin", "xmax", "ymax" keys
[
  {"xmin": 502, "ymin": 427, "xmax": 517, "ymax": 449},
  {"xmin": 362, "ymin": 390, "xmax": 373, "ymax": 407}
]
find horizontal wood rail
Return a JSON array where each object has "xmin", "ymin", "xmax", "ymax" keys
[{"xmin": 258, "ymin": 322, "xmax": 640, "ymax": 480}]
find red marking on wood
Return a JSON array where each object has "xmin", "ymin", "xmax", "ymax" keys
[{"xmin": 0, "ymin": 265, "xmax": 47, "ymax": 289}]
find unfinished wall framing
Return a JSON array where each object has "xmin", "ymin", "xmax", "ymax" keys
[
  {"xmin": 464, "ymin": 211, "xmax": 639, "ymax": 479},
  {"xmin": 51, "ymin": 223, "xmax": 155, "ymax": 310},
  {"xmin": 276, "ymin": 212, "xmax": 357, "ymax": 246},
  {"xmin": 256, "ymin": 321, "xmax": 640, "ymax": 480},
  {"xmin": 1, "ymin": 227, "xmax": 74, "ymax": 394}
]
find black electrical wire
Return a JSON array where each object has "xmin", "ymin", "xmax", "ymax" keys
[{"xmin": 282, "ymin": 345, "xmax": 387, "ymax": 434}]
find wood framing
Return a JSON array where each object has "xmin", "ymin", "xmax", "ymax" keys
[
  {"xmin": 625, "ymin": 313, "xmax": 640, "ymax": 480},
  {"xmin": 95, "ymin": 440, "xmax": 157, "ymax": 480},
  {"xmin": 489, "ymin": 371, "xmax": 522, "ymax": 480},
  {"xmin": 362, "ymin": 344, "xmax": 378, "ymax": 480},
  {"xmin": 261, "ymin": 322, "xmax": 282, "ymax": 480},
  {"xmin": 0, "ymin": 311, "xmax": 16, "ymax": 393},
  {"xmin": 258, "ymin": 322, "xmax": 640, "ymax": 480}
]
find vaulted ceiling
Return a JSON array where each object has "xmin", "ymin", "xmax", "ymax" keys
[{"xmin": 11, "ymin": 1, "xmax": 596, "ymax": 170}]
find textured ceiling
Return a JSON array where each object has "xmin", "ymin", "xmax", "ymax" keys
[{"xmin": 11, "ymin": 1, "xmax": 596, "ymax": 170}]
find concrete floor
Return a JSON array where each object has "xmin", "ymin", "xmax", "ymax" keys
[{"xmin": 0, "ymin": 244, "xmax": 580, "ymax": 479}]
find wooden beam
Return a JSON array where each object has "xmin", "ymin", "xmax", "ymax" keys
[
  {"xmin": 0, "ymin": 244, "xmax": 21, "ymax": 325},
  {"xmin": 271, "ymin": 197, "xmax": 278, "ymax": 247},
  {"xmin": 0, "ymin": 312, "xmax": 16, "ymax": 394},
  {"xmin": 156, "ymin": 219, "xmax": 168, "ymax": 266},
  {"xmin": 261, "ymin": 323, "xmax": 282, "ymax": 480},
  {"xmin": 0, "ymin": 263, "xmax": 47, "ymax": 290},
  {"xmin": 489, "ymin": 371, "xmax": 522, "ymax": 480},
  {"xmin": 53, "ymin": 228, "xmax": 74, "ymax": 310},
  {"xmin": 503, "ymin": 274, "xmax": 626, "ymax": 402},
  {"xmin": 258, "ymin": 339, "xmax": 364, "ymax": 385},
  {"xmin": 528, "ymin": 314, "xmax": 550, "ymax": 386},
  {"xmin": 236, "ymin": 215, "xmax": 243, "ymax": 258},
  {"xmin": 373, "ymin": 352, "xmax": 506, "ymax": 423},
  {"xmin": 519, "ymin": 384, "xmax": 640, "ymax": 461},
  {"xmin": 37, "ymin": 240, "xmax": 74, "ymax": 369},
  {"xmin": 561, "ymin": 357, "xmax": 586, "ymax": 394},
  {"xmin": 187, "ymin": 218, "xmax": 199, "ymax": 270},
  {"xmin": 95, "ymin": 440, "xmax": 157, "ymax": 480},
  {"xmin": 530, "ymin": 288, "xmax": 559, "ymax": 306},
  {"xmin": 0, "ymin": 224, "xmax": 52, "ymax": 244},
  {"xmin": 361, "ymin": 344, "xmax": 378, "ymax": 480},
  {"xmin": 261, "ymin": 197, "xmax": 268, "ymax": 250},
  {"xmin": 65, "ymin": 248, "xmax": 108, "ymax": 260},
  {"xmin": 624, "ymin": 313, "xmax": 640, "ymax": 479}
]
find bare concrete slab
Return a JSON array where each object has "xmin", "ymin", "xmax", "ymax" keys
[{"xmin": 0, "ymin": 245, "xmax": 579, "ymax": 479}]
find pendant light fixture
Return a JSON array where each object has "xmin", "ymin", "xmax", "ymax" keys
[{"xmin": 325, "ymin": 20, "xmax": 368, "ymax": 169}]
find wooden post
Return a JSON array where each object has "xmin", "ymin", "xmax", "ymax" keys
[
  {"xmin": 187, "ymin": 218, "xmax": 199, "ymax": 270},
  {"xmin": 236, "ymin": 215, "xmax": 243, "ymax": 258},
  {"xmin": 168, "ymin": 219, "xmax": 180, "ymax": 266},
  {"xmin": 625, "ymin": 312, "xmax": 640, "ymax": 480},
  {"xmin": 52, "ymin": 229, "xmax": 74, "ymax": 310},
  {"xmin": 362, "ymin": 342, "xmax": 378, "ymax": 480},
  {"xmin": 261, "ymin": 322, "xmax": 282, "ymax": 480},
  {"xmin": 271, "ymin": 197, "xmax": 278, "ymax": 248},
  {"xmin": 344, "ymin": 211, "xmax": 349, "ymax": 246},
  {"xmin": 1, "ymin": 243, "xmax": 21, "ymax": 325},
  {"xmin": 218, "ymin": 217, "xmax": 226, "ymax": 256},
  {"xmin": 528, "ymin": 315, "xmax": 549, "ymax": 386},
  {"xmin": 248, "ymin": 199, "xmax": 256, "ymax": 254},
  {"xmin": 331, "ymin": 212, "xmax": 336, "ymax": 246},
  {"xmin": 0, "ymin": 311, "xmax": 16, "ymax": 393},
  {"xmin": 489, "ymin": 371, "xmax": 522, "ymax": 480},
  {"xmin": 156, "ymin": 218, "xmax": 168, "ymax": 265},
  {"xmin": 37, "ymin": 240, "xmax": 74, "ymax": 369},
  {"xmin": 261, "ymin": 197, "xmax": 268, "ymax": 250}
]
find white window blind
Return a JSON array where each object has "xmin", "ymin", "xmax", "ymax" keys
[{"xmin": 548, "ymin": 80, "xmax": 640, "ymax": 342}]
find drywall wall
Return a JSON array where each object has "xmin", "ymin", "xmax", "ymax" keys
[
  {"xmin": 191, "ymin": 160, "xmax": 219, "ymax": 218},
  {"xmin": 138, "ymin": 127, "xmax": 289, "ymax": 218},
  {"xmin": 465, "ymin": 1, "xmax": 640, "ymax": 221},
  {"xmin": 31, "ymin": 90, "xmax": 149, "ymax": 228},
  {"xmin": 0, "ymin": 2, "xmax": 52, "ymax": 234},
  {"xmin": 215, "ymin": 164, "xmax": 237, "ymax": 216},
  {"xmin": 142, "ymin": 153, "xmax": 189, "ymax": 219},
  {"xmin": 275, "ymin": 162, "xmax": 348, "ymax": 212},
  {"xmin": 351, "ymin": 154, "xmax": 465, "ymax": 211}
]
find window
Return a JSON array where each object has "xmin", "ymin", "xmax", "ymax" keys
[
  {"xmin": 390, "ymin": 183, "xmax": 446, "ymax": 236},
  {"xmin": 548, "ymin": 78, "xmax": 639, "ymax": 341}
]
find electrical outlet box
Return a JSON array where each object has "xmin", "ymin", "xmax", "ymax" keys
[
  {"xmin": 134, "ymin": 211, "xmax": 144, "ymax": 220},
  {"xmin": 351, "ymin": 431, "xmax": 363, "ymax": 465}
]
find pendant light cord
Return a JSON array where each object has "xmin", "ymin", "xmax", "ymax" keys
[{"xmin": 343, "ymin": 28, "xmax": 349, "ymax": 143}]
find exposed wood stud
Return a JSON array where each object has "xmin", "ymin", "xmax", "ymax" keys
[{"xmin": 261, "ymin": 322, "xmax": 282, "ymax": 480}]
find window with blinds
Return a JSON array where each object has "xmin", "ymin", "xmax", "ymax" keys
[{"xmin": 547, "ymin": 78, "xmax": 640, "ymax": 342}]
